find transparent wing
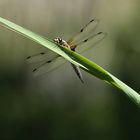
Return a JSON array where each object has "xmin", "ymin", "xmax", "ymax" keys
[
  {"xmin": 26, "ymin": 49, "xmax": 66, "ymax": 76},
  {"xmin": 29, "ymin": 56, "xmax": 66, "ymax": 76},
  {"xmin": 75, "ymin": 32, "xmax": 107, "ymax": 53},
  {"xmin": 67, "ymin": 19, "xmax": 99, "ymax": 46},
  {"xmin": 26, "ymin": 49, "xmax": 59, "ymax": 63}
]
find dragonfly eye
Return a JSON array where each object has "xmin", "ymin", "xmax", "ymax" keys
[{"xmin": 58, "ymin": 38, "xmax": 61, "ymax": 41}]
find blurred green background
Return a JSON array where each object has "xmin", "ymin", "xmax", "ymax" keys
[{"xmin": 0, "ymin": 0, "xmax": 140, "ymax": 140}]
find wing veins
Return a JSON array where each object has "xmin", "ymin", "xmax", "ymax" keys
[
  {"xmin": 70, "ymin": 32, "xmax": 107, "ymax": 52},
  {"xmin": 32, "ymin": 55, "xmax": 60, "ymax": 73},
  {"xmin": 67, "ymin": 19, "xmax": 99, "ymax": 45}
]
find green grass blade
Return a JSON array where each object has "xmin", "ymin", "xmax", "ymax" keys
[{"xmin": 0, "ymin": 17, "xmax": 139, "ymax": 107}]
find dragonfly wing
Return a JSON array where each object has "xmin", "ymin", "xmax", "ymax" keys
[
  {"xmin": 26, "ymin": 50, "xmax": 59, "ymax": 63},
  {"xmin": 75, "ymin": 32, "xmax": 107, "ymax": 53},
  {"xmin": 67, "ymin": 19, "xmax": 99, "ymax": 46},
  {"xmin": 26, "ymin": 50, "xmax": 66, "ymax": 76},
  {"xmin": 30, "ymin": 56, "xmax": 66, "ymax": 76}
]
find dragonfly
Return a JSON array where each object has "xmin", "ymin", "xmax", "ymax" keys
[{"xmin": 26, "ymin": 19, "xmax": 107, "ymax": 83}]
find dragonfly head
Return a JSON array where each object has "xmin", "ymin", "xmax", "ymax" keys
[{"xmin": 54, "ymin": 37, "xmax": 67, "ymax": 47}]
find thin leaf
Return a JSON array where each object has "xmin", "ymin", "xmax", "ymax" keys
[{"xmin": 0, "ymin": 17, "xmax": 139, "ymax": 107}]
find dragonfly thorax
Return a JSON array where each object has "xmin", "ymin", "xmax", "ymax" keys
[{"xmin": 54, "ymin": 37, "xmax": 70, "ymax": 48}]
